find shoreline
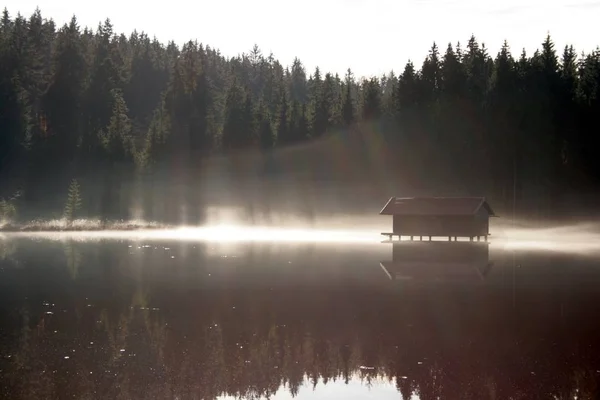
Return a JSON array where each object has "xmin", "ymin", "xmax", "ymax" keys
[
  {"xmin": 0, "ymin": 220, "xmax": 172, "ymax": 233},
  {"xmin": 0, "ymin": 226, "xmax": 167, "ymax": 232}
]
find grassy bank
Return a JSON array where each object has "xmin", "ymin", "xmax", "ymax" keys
[{"xmin": 0, "ymin": 219, "xmax": 171, "ymax": 232}]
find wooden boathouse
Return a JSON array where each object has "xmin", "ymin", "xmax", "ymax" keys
[{"xmin": 380, "ymin": 197, "xmax": 497, "ymax": 242}]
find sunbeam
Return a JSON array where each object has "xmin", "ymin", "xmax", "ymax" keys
[{"xmin": 2, "ymin": 220, "xmax": 600, "ymax": 256}]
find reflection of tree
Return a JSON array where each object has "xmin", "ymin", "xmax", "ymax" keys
[
  {"xmin": 2, "ymin": 241, "xmax": 600, "ymax": 399},
  {"xmin": 0, "ymin": 236, "xmax": 17, "ymax": 263},
  {"xmin": 63, "ymin": 240, "xmax": 82, "ymax": 279}
]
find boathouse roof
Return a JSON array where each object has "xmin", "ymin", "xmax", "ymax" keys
[{"xmin": 379, "ymin": 197, "xmax": 496, "ymax": 217}]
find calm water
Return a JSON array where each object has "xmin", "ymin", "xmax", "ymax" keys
[{"xmin": 1, "ymin": 236, "xmax": 600, "ymax": 399}]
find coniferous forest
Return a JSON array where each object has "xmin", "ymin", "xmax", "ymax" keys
[{"xmin": 1, "ymin": 8, "xmax": 600, "ymax": 225}]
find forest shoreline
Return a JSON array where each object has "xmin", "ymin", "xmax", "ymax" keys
[
  {"xmin": 2, "ymin": 9, "xmax": 600, "ymax": 224},
  {"xmin": 0, "ymin": 220, "xmax": 172, "ymax": 232}
]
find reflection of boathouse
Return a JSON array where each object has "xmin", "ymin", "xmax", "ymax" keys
[
  {"xmin": 380, "ymin": 197, "xmax": 497, "ymax": 242},
  {"xmin": 380, "ymin": 242, "xmax": 493, "ymax": 282}
]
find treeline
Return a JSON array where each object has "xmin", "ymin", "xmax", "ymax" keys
[{"xmin": 1, "ymin": 8, "xmax": 600, "ymax": 223}]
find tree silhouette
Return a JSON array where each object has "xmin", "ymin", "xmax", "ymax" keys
[
  {"xmin": 0, "ymin": 7, "xmax": 599, "ymax": 224},
  {"xmin": 63, "ymin": 178, "xmax": 82, "ymax": 221}
]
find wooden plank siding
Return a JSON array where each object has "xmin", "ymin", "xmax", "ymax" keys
[
  {"xmin": 392, "ymin": 215, "xmax": 489, "ymax": 237},
  {"xmin": 381, "ymin": 197, "xmax": 496, "ymax": 239}
]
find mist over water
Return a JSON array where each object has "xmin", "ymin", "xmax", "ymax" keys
[{"xmin": 3, "ymin": 215, "xmax": 600, "ymax": 256}]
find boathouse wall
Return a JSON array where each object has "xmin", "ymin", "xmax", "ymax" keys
[{"xmin": 391, "ymin": 214, "xmax": 489, "ymax": 237}]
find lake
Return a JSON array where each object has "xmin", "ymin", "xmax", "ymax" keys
[{"xmin": 1, "ymin": 232, "xmax": 600, "ymax": 399}]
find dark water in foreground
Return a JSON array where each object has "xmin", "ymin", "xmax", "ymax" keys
[{"xmin": 1, "ymin": 237, "xmax": 600, "ymax": 399}]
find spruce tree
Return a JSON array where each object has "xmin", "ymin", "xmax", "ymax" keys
[
  {"xmin": 221, "ymin": 79, "xmax": 248, "ymax": 151},
  {"xmin": 256, "ymin": 100, "xmax": 274, "ymax": 149},
  {"xmin": 362, "ymin": 78, "xmax": 381, "ymax": 120},
  {"xmin": 341, "ymin": 69, "xmax": 354, "ymax": 126},
  {"xmin": 276, "ymin": 89, "xmax": 290, "ymax": 145},
  {"xmin": 64, "ymin": 179, "xmax": 82, "ymax": 221}
]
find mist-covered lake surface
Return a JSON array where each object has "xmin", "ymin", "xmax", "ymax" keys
[{"xmin": 1, "ymin": 235, "xmax": 600, "ymax": 399}]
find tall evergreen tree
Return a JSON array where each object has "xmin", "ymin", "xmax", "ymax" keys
[
  {"xmin": 362, "ymin": 77, "xmax": 381, "ymax": 120},
  {"xmin": 1, "ymin": 7, "xmax": 600, "ymax": 222},
  {"xmin": 222, "ymin": 79, "xmax": 250, "ymax": 150},
  {"xmin": 256, "ymin": 100, "xmax": 274, "ymax": 149},
  {"xmin": 63, "ymin": 178, "xmax": 82, "ymax": 221},
  {"xmin": 98, "ymin": 88, "xmax": 133, "ymax": 219},
  {"xmin": 341, "ymin": 69, "xmax": 354, "ymax": 126},
  {"xmin": 276, "ymin": 89, "xmax": 290, "ymax": 145}
]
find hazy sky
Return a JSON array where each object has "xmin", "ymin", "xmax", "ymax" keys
[{"xmin": 5, "ymin": 0, "xmax": 600, "ymax": 78}]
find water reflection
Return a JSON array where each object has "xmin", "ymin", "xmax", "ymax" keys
[
  {"xmin": 380, "ymin": 242, "xmax": 493, "ymax": 283},
  {"xmin": 0, "ymin": 237, "xmax": 599, "ymax": 399}
]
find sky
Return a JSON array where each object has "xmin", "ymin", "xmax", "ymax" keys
[{"xmin": 4, "ymin": 0, "xmax": 600, "ymax": 78}]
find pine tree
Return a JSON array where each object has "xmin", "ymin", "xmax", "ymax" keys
[
  {"xmin": 101, "ymin": 88, "xmax": 132, "ymax": 161},
  {"xmin": 341, "ymin": 83, "xmax": 353, "ymax": 126},
  {"xmin": 312, "ymin": 73, "xmax": 335, "ymax": 138},
  {"xmin": 256, "ymin": 100, "xmax": 274, "ymax": 149},
  {"xmin": 441, "ymin": 43, "xmax": 465, "ymax": 97},
  {"xmin": 243, "ymin": 90, "xmax": 256, "ymax": 145},
  {"xmin": 380, "ymin": 71, "xmax": 397, "ymax": 117},
  {"xmin": 221, "ymin": 79, "xmax": 249, "ymax": 151},
  {"xmin": 276, "ymin": 89, "xmax": 290, "ymax": 145},
  {"xmin": 290, "ymin": 101, "xmax": 309, "ymax": 142},
  {"xmin": 86, "ymin": 19, "xmax": 123, "ymax": 137},
  {"xmin": 141, "ymin": 107, "xmax": 168, "ymax": 171},
  {"xmin": 42, "ymin": 16, "xmax": 85, "ymax": 161},
  {"xmin": 362, "ymin": 77, "xmax": 381, "ymax": 120},
  {"xmin": 97, "ymin": 88, "xmax": 133, "ymax": 219},
  {"xmin": 421, "ymin": 42, "xmax": 441, "ymax": 101},
  {"xmin": 64, "ymin": 178, "xmax": 82, "ymax": 221},
  {"xmin": 394, "ymin": 61, "xmax": 418, "ymax": 122},
  {"xmin": 341, "ymin": 69, "xmax": 354, "ymax": 126},
  {"xmin": 289, "ymin": 57, "xmax": 308, "ymax": 103}
]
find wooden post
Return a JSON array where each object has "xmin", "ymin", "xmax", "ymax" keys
[
  {"xmin": 484, "ymin": 235, "xmax": 488, "ymax": 242},
  {"xmin": 470, "ymin": 236, "xmax": 473, "ymax": 242},
  {"xmin": 448, "ymin": 236, "xmax": 451, "ymax": 241},
  {"xmin": 429, "ymin": 236, "xmax": 432, "ymax": 241},
  {"xmin": 410, "ymin": 236, "xmax": 413, "ymax": 241},
  {"xmin": 419, "ymin": 236, "xmax": 422, "ymax": 241}
]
